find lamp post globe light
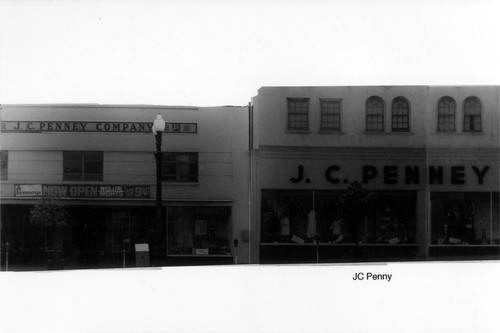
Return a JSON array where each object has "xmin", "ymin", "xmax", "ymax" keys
[{"xmin": 152, "ymin": 114, "xmax": 166, "ymax": 266}]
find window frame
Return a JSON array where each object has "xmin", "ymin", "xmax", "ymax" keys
[
  {"xmin": 365, "ymin": 96, "xmax": 385, "ymax": 132},
  {"xmin": 286, "ymin": 98, "xmax": 310, "ymax": 132},
  {"xmin": 437, "ymin": 96, "xmax": 456, "ymax": 132},
  {"xmin": 161, "ymin": 152, "xmax": 199, "ymax": 183},
  {"xmin": 391, "ymin": 97, "xmax": 411, "ymax": 132},
  {"xmin": 63, "ymin": 151, "xmax": 104, "ymax": 182},
  {"xmin": 319, "ymin": 98, "xmax": 342, "ymax": 132},
  {"xmin": 463, "ymin": 96, "xmax": 482, "ymax": 132},
  {"xmin": 1, "ymin": 150, "xmax": 8, "ymax": 181}
]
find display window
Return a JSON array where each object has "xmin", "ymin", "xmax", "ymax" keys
[
  {"xmin": 111, "ymin": 208, "xmax": 151, "ymax": 252},
  {"xmin": 167, "ymin": 206, "xmax": 231, "ymax": 256},
  {"xmin": 431, "ymin": 192, "xmax": 500, "ymax": 245},
  {"xmin": 260, "ymin": 190, "xmax": 416, "ymax": 245}
]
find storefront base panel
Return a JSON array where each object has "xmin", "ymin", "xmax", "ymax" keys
[
  {"xmin": 429, "ymin": 246, "xmax": 500, "ymax": 261},
  {"xmin": 163, "ymin": 255, "xmax": 233, "ymax": 266},
  {"xmin": 1, "ymin": 252, "xmax": 235, "ymax": 271},
  {"xmin": 259, "ymin": 244, "xmax": 420, "ymax": 264}
]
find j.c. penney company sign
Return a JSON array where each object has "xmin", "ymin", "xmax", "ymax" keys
[
  {"xmin": 1, "ymin": 121, "xmax": 197, "ymax": 134},
  {"xmin": 290, "ymin": 164, "xmax": 491, "ymax": 185}
]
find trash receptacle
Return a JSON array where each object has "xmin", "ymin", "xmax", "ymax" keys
[{"xmin": 135, "ymin": 243, "xmax": 149, "ymax": 267}]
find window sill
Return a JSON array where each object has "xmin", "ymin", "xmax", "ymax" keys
[
  {"xmin": 461, "ymin": 131, "xmax": 484, "ymax": 135},
  {"xmin": 389, "ymin": 131, "xmax": 414, "ymax": 135},
  {"xmin": 364, "ymin": 131, "xmax": 387, "ymax": 135},
  {"xmin": 433, "ymin": 131, "xmax": 484, "ymax": 135},
  {"xmin": 318, "ymin": 130, "xmax": 344, "ymax": 135},
  {"xmin": 285, "ymin": 130, "xmax": 312, "ymax": 134},
  {"xmin": 363, "ymin": 131, "xmax": 414, "ymax": 135}
]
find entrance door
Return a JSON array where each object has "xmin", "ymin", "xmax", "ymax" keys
[{"xmin": 74, "ymin": 208, "xmax": 106, "ymax": 267}]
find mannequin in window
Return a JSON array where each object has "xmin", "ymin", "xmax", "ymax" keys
[
  {"xmin": 306, "ymin": 209, "xmax": 316, "ymax": 241},
  {"xmin": 280, "ymin": 212, "xmax": 290, "ymax": 243},
  {"xmin": 329, "ymin": 218, "xmax": 343, "ymax": 244}
]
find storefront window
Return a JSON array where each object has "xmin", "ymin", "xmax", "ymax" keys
[
  {"xmin": 1, "ymin": 150, "xmax": 8, "ymax": 180},
  {"xmin": 368, "ymin": 194, "xmax": 416, "ymax": 244},
  {"xmin": 493, "ymin": 192, "xmax": 500, "ymax": 244},
  {"xmin": 260, "ymin": 190, "xmax": 416, "ymax": 245},
  {"xmin": 431, "ymin": 192, "xmax": 499, "ymax": 245},
  {"xmin": 111, "ymin": 208, "xmax": 151, "ymax": 252},
  {"xmin": 112, "ymin": 209, "xmax": 130, "ymax": 252},
  {"xmin": 167, "ymin": 206, "xmax": 231, "ymax": 255}
]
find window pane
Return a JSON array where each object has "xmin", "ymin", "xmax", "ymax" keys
[
  {"xmin": 287, "ymin": 98, "xmax": 309, "ymax": 131},
  {"xmin": 261, "ymin": 189, "xmax": 416, "ymax": 245},
  {"xmin": 320, "ymin": 100, "xmax": 341, "ymax": 131},
  {"xmin": 63, "ymin": 151, "xmax": 103, "ymax": 181},
  {"xmin": 85, "ymin": 162, "xmax": 102, "ymax": 174},
  {"xmin": 464, "ymin": 97, "xmax": 482, "ymax": 132},
  {"xmin": 392, "ymin": 98, "xmax": 410, "ymax": 131},
  {"xmin": 493, "ymin": 193, "xmax": 500, "ymax": 245},
  {"xmin": 431, "ymin": 192, "xmax": 491, "ymax": 245},
  {"xmin": 84, "ymin": 152, "xmax": 103, "ymax": 161},
  {"xmin": 161, "ymin": 152, "xmax": 198, "ymax": 182},
  {"xmin": 366, "ymin": 97, "xmax": 384, "ymax": 132},
  {"xmin": 112, "ymin": 209, "xmax": 130, "ymax": 252},
  {"xmin": 64, "ymin": 174, "xmax": 83, "ymax": 181},
  {"xmin": 178, "ymin": 163, "xmax": 190, "ymax": 181},
  {"xmin": 64, "ymin": 161, "xmax": 82, "ymax": 174},
  {"xmin": 63, "ymin": 151, "xmax": 81, "ymax": 161},
  {"xmin": 167, "ymin": 206, "xmax": 231, "ymax": 255},
  {"xmin": 1, "ymin": 151, "xmax": 8, "ymax": 180},
  {"xmin": 83, "ymin": 174, "xmax": 103, "ymax": 181},
  {"xmin": 438, "ymin": 97, "xmax": 456, "ymax": 132}
]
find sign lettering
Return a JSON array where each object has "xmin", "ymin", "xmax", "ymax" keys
[
  {"xmin": 1, "ymin": 121, "xmax": 197, "ymax": 134},
  {"xmin": 289, "ymin": 164, "xmax": 491, "ymax": 186},
  {"xmin": 14, "ymin": 184, "xmax": 151, "ymax": 198}
]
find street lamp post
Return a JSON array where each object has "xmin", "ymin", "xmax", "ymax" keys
[{"xmin": 152, "ymin": 114, "xmax": 166, "ymax": 266}]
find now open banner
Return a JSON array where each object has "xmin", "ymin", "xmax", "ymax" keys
[{"xmin": 14, "ymin": 184, "xmax": 151, "ymax": 199}]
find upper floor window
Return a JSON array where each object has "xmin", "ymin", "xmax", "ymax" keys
[
  {"xmin": 463, "ymin": 96, "xmax": 482, "ymax": 132},
  {"xmin": 1, "ymin": 151, "xmax": 7, "ymax": 181},
  {"xmin": 162, "ymin": 152, "xmax": 198, "ymax": 182},
  {"xmin": 437, "ymin": 96, "xmax": 456, "ymax": 132},
  {"xmin": 63, "ymin": 151, "xmax": 103, "ymax": 181},
  {"xmin": 391, "ymin": 97, "xmax": 410, "ymax": 132},
  {"xmin": 320, "ymin": 99, "xmax": 342, "ymax": 131},
  {"xmin": 366, "ymin": 96, "xmax": 385, "ymax": 132},
  {"xmin": 287, "ymin": 98, "xmax": 309, "ymax": 131}
]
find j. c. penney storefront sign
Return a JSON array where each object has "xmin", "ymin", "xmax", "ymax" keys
[
  {"xmin": 1, "ymin": 121, "xmax": 197, "ymax": 134},
  {"xmin": 289, "ymin": 164, "xmax": 491, "ymax": 185},
  {"xmin": 14, "ymin": 184, "xmax": 151, "ymax": 199}
]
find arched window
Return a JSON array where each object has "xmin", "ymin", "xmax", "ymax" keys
[
  {"xmin": 391, "ymin": 97, "xmax": 410, "ymax": 132},
  {"xmin": 463, "ymin": 96, "xmax": 481, "ymax": 132},
  {"xmin": 437, "ymin": 96, "xmax": 456, "ymax": 132},
  {"xmin": 365, "ymin": 96, "xmax": 384, "ymax": 132}
]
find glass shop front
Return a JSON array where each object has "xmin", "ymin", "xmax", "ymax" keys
[
  {"xmin": 429, "ymin": 191, "xmax": 500, "ymax": 259},
  {"xmin": 0, "ymin": 203, "xmax": 233, "ymax": 270},
  {"xmin": 259, "ymin": 189, "xmax": 418, "ymax": 264}
]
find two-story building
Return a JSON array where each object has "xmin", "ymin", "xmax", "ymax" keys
[
  {"xmin": 250, "ymin": 86, "xmax": 500, "ymax": 264},
  {"xmin": 0, "ymin": 104, "xmax": 251, "ymax": 269}
]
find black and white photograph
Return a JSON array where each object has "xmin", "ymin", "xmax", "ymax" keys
[{"xmin": 1, "ymin": 0, "xmax": 499, "ymax": 332}]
